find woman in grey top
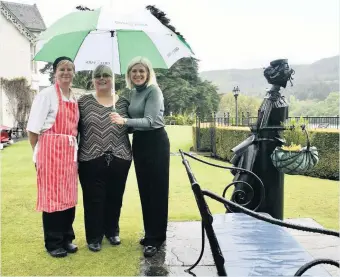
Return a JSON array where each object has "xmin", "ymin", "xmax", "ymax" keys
[
  {"xmin": 111, "ymin": 57, "xmax": 170, "ymax": 258},
  {"xmin": 78, "ymin": 65, "xmax": 132, "ymax": 252}
]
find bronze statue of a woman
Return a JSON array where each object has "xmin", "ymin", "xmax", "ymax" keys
[{"xmin": 230, "ymin": 59, "xmax": 295, "ymax": 219}]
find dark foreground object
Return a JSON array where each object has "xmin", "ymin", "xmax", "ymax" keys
[
  {"xmin": 178, "ymin": 150, "xmax": 339, "ymax": 276},
  {"xmin": 212, "ymin": 213, "xmax": 331, "ymax": 276}
]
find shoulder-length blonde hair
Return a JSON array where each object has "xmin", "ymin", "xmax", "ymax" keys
[{"xmin": 125, "ymin": 56, "xmax": 158, "ymax": 89}]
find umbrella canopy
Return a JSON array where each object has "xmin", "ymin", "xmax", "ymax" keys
[{"xmin": 34, "ymin": 7, "xmax": 194, "ymax": 74}]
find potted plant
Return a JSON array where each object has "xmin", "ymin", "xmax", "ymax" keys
[{"xmin": 271, "ymin": 118, "xmax": 319, "ymax": 175}]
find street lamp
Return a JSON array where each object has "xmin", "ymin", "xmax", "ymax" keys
[{"xmin": 232, "ymin": 86, "xmax": 240, "ymax": 126}]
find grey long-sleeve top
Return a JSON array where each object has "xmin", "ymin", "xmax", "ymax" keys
[{"xmin": 125, "ymin": 84, "xmax": 165, "ymax": 131}]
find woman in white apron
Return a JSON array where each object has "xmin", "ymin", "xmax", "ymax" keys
[{"xmin": 27, "ymin": 57, "xmax": 79, "ymax": 258}]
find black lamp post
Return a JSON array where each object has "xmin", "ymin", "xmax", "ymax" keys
[{"xmin": 232, "ymin": 86, "xmax": 240, "ymax": 126}]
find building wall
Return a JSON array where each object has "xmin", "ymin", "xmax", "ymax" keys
[{"xmin": 0, "ymin": 12, "xmax": 33, "ymax": 127}]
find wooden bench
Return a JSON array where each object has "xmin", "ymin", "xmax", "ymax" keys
[{"xmin": 179, "ymin": 150, "xmax": 339, "ymax": 276}]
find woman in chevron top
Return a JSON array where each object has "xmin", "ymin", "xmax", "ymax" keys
[{"xmin": 77, "ymin": 65, "xmax": 132, "ymax": 252}]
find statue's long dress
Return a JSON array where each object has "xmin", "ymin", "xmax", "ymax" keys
[{"xmin": 231, "ymin": 85, "xmax": 288, "ymax": 219}]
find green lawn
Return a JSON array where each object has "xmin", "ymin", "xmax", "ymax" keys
[{"xmin": 1, "ymin": 125, "xmax": 338, "ymax": 276}]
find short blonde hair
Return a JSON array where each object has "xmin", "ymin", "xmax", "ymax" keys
[
  {"xmin": 56, "ymin": 60, "xmax": 75, "ymax": 73},
  {"xmin": 125, "ymin": 56, "xmax": 158, "ymax": 89}
]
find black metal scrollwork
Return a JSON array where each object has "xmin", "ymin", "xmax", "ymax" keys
[{"xmin": 181, "ymin": 152, "xmax": 265, "ymax": 213}]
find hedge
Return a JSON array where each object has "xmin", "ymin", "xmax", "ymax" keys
[
  {"xmin": 164, "ymin": 115, "xmax": 194, "ymax": 125},
  {"xmin": 192, "ymin": 126, "xmax": 339, "ymax": 180}
]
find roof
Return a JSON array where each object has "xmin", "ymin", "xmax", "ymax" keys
[{"xmin": 1, "ymin": 1, "xmax": 46, "ymax": 31}]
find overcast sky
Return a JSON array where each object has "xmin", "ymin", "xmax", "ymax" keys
[{"xmin": 16, "ymin": 0, "xmax": 339, "ymax": 72}]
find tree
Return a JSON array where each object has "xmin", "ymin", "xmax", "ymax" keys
[
  {"xmin": 1, "ymin": 77, "xmax": 33, "ymax": 128},
  {"xmin": 39, "ymin": 63, "xmax": 54, "ymax": 84},
  {"xmin": 288, "ymin": 92, "xmax": 340, "ymax": 116},
  {"xmin": 146, "ymin": 5, "xmax": 184, "ymax": 39},
  {"xmin": 75, "ymin": 5, "xmax": 93, "ymax": 11},
  {"xmin": 218, "ymin": 93, "xmax": 261, "ymax": 117},
  {"xmin": 322, "ymin": 92, "xmax": 339, "ymax": 115},
  {"xmin": 72, "ymin": 71, "xmax": 93, "ymax": 90}
]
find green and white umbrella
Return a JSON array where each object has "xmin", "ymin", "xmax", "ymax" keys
[{"xmin": 34, "ymin": 7, "xmax": 194, "ymax": 74}]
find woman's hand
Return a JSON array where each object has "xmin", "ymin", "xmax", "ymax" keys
[{"xmin": 110, "ymin": 112, "xmax": 127, "ymax": 125}]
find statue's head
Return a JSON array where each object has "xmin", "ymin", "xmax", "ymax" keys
[{"xmin": 263, "ymin": 59, "xmax": 295, "ymax": 88}]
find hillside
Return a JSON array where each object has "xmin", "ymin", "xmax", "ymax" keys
[{"xmin": 200, "ymin": 56, "xmax": 339, "ymax": 100}]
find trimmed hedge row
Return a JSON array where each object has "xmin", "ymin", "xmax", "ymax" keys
[{"xmin": 192, "ymin": 126, "xmax": 339, "ymax": 180}]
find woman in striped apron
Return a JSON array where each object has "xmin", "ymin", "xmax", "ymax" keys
[{"xmin": 27, "ymin": 57, "xmax": 79, "ymax": 258}]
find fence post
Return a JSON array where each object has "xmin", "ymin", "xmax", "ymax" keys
[
  {"xmin": 227, "ymin": 112, "xmax": 230, "ymax": 126},
  {"xmin": 247, "ymin": 112, "xmax": 250, "ymax": 126},
  {"xmin": 241, "ymin": 112, "xmax": 244, "ymax": 126},
  {"xmin": 337, "ymin": 115, "xmax": 339, "ymax": 129},
  {"xmin": 223, "ymin": 112, "xmax": 226, "ymax": 126},
  {"xmin": 210, "ymin": 112, "xmax": 217, "ymax": 157},
  {"xmin": 196, "ymin": 111, "xmax": 201, "ymax": 151}
]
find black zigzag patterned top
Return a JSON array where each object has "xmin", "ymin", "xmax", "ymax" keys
[{"xmin": 78, "ymin": 94, "xmax": 132, "ymax": 162}]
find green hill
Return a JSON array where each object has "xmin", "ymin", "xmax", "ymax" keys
[{"xmin": 200, "ymin": 56, "xmax": 339, "ymax": 100}]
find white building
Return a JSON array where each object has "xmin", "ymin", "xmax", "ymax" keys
[{"xmin": 0, "ymin": 1, "xmax": 46, "ymax": 127}]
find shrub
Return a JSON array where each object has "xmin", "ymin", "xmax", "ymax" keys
[
  {"xmin": 282, "ymin": 117, "xmax": 314, "ymax": 147},
  {"xmin": 192, "ymin": 126, "xmax": 212, "ymax": 151},
  {"xmin": 307, "ymin": 130, "xmax": 339, "ymax": 180},
  {"xmin": 164, "ymin": 116, "xmax": 177, "ymax": 125},
  {"xmin": 215, "ymin": 127, "xmax": 251, "ymax": 160},
  {"xmin": 165, "ymin": 114, "xmax": 195, "ymax": 125}
]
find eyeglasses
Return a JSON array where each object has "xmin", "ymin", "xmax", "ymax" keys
[{"xmin": 94, "ymin": 73, "xmax": 112, "ymax": 79}]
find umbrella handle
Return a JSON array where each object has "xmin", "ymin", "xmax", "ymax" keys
[
  {"xmin": 111, "ymin": 30, "xmax": 116, "ymax": 112},
  {"xmin": 112, "ymin": 92, "xmax": 116, "ymax": 112}
]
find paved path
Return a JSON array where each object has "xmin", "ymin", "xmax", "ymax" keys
[{"xmin": 140, "ymin": 218, "xmax": 339, "ymax": 276}]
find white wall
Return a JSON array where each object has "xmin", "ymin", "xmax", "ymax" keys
[{"xmin": 0, "ymin": 12, "xmax": 33, "ymax": 127}]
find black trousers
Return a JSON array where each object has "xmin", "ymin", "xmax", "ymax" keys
[
  {"xmin": 42, "ymin": 207, "xmax": 75, "ymax": 251},
  {"xmin": 133, "ymin": 128, "xmax": 170, "ymax": 247},
  {"xmin": 78, "ymin": 154, "xmax": 131, "ymax": 244}
]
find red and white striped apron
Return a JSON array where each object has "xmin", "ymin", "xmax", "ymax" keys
[{"xmin": 36, "ymin": 83, "xmax": 79, "ymax": 213}]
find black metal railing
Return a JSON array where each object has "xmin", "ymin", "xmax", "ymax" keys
[
  {"xmin": 200, "ymin": 113, "xmax": 340, "ymax": 129},
  {"xmin": 194, "ymin": 113, "xmax": 339, "ymax": 156}
]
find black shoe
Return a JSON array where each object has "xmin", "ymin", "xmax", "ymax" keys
[
  {"xmin": 88, "ymin": 243, "xmax": 101, "ymax": 252},
  {"xmin": 143, "ymin": 245, "xmax": 158, "ymax": 258},
  {"xmin": 107, "ymin": 236, "xmax": 121, "ymax": 245},
  {"xmin": 64, "ymin": 242, "xmax": 78, "ymax": 253},
  {"xmin": 139, "ymin": 237, "xmax": 146, "ymax": 246},
  {"xmin": 47, "ymin": 248, "xmax": 67, "ymax": 258}
]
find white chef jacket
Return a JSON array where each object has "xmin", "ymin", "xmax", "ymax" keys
[
  {"xmin": 26, "ymin": 85, "xmax": 77, "ymax": 162},
  {"xmin": 27, "ymin": 85, "xmax": 76, "ymax": 134}
]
